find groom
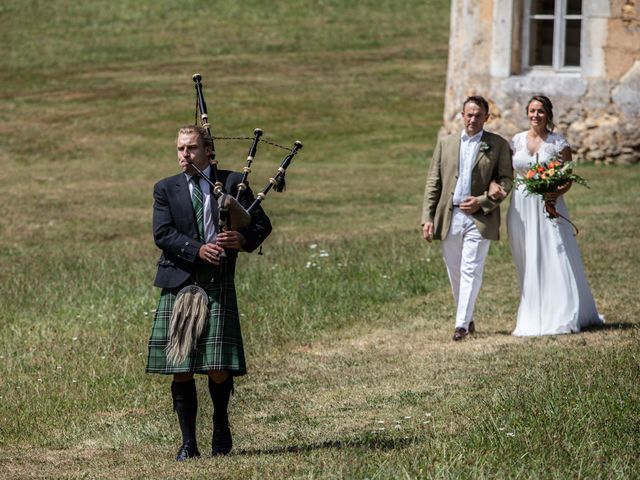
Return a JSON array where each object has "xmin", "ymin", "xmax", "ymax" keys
[{"xmin": 422, "ymin": 96, "xmax": 513, "ymax": 341}]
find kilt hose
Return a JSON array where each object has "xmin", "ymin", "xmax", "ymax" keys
[{"xmin": 146, "ymin": 260, "xmax": 246, "ymax": 375}]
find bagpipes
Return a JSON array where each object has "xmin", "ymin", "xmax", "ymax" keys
[
  {"xmin": 165, "ymin": 74, "xmax": 303, "ymax": 366},
  {"xmin": 188, "ymin": 73, "xmax": 303, "ymax": 233}
]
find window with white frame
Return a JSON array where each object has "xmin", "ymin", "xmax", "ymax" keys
[{"xmin": 523, "ymin": 0, "xmax": 582, "ymax": 71}]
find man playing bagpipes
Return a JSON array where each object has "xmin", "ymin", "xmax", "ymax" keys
[{"xmin": 146, "ymin": 125, "xmax": 271, "ymax": 460}]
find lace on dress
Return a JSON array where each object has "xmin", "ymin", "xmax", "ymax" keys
[{"xmin": 511, "ymin": 131, "xmax": 570, "ymax": 177}]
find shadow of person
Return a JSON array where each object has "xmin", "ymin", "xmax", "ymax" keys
[
  {"xmin": 490, "ymin": 329, "xmax": 513, "ymax": 336},
  {"xmin": 234, "ymin": 433, "xmax": 415, "ymax": 456},
  {"xmin": 582, "ymin": 322, "xmax": 635, "ymax": 332},
  {"xmin": 486, "ymin": 321, "xmax": 634, "ymax": 337}
]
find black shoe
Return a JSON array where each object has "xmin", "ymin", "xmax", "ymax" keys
[
  {"xmin": 468, "ymin": 321, "xmax": 475, "ymax": 334},
  {"xmin": 176, "ymin": 444, "xmax": 200, "ymax": 461},
  {"xmin": 453, "ymin": 327, "xmax": 468, "ymax": 341},
  {"xmin": 212, "ymin": 424, "xmax": 233, "ymax": 456}
]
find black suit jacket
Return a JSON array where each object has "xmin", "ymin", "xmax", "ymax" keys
[{"xmin": 152, "ymin": 168, "xmax": 272, "ymax": 289}]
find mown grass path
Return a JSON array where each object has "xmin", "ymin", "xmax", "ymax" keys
[{"xmin": 2, "ymin": 302, "xmax": 638, "ymax": 478}]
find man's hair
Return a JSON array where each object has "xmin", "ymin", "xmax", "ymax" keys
[
  {"xmin": 462, "ymin": 95, "xmax": 489, "ymax": 114},
  {"xmin": 526, "ymin": 95, "xmax": 555, "ymax": 131},
  {"xmin": 177, "ymin": 125, "xmax": 213, "ymax": 148}
]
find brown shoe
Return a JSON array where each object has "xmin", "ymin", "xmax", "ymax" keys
[
  {"xmin": 453, "ymin": 327, "xmax": 468, "ymax": 341},
  {"xmin": 468, "ymin": 321, "xmax": 475, "ymax": 334}
]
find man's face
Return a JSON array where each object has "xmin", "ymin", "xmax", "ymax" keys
[
  {"xmin": 177, "ymin": 132, "xmax": 211, "ymax": 173},
  {"xmin": 462, "ymin": 102, "xmax": 489, "ymax": 137}
]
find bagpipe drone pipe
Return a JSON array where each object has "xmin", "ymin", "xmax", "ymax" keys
[{"xmin": 189, "ymin": 73, "xmax": 303, "ymax": 234}]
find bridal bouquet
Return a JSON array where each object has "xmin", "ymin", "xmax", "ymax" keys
[
  {"xmin": 517, "ymin": 155, "xmax": 588, "ymax": 233},
  {"xmin": 517, "ymin": 156, "xmax": 588, "ymax": 195}
]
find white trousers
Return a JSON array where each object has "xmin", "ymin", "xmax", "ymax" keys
[{"xmin": 441, "ymin": 209, "xmax": 491, "ymax": 330}]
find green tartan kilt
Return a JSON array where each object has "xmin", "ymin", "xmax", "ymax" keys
[{"xmin": 146, "ymin": 261, "xmax": 246, "ymax": 375}]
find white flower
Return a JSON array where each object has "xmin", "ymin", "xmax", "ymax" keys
[{"xmin": 309, "ymin": 244, "xmax": 318, "ymax": 249}]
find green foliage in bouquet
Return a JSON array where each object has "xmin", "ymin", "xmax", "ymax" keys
[{"xmin": 517, "ymin": 157, "xmax": 589, "ymax": 195}]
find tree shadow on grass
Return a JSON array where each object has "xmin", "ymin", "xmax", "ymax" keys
[{"xmin": 234, "ymin": 434, "xmax": 414, "ymax": 456}]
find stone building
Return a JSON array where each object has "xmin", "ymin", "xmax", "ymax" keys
[{"xmin": 443, "ymin": 0, "xmax": 640, "ymax": 164}]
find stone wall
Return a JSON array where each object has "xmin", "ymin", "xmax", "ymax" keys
[{"xmin": 442, "ymin": 0, "xmax": 640, "ymax": 164}]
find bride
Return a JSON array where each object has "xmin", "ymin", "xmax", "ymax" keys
[{"xmin": 492, "ymin": 95, "xmax": 603, "ymax": 336}]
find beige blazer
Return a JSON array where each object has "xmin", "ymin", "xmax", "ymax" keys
[{"xmin": 422, "ymin": 130, "xmax": 513, "ymax": 241}]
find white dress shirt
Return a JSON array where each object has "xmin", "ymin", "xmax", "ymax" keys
[
  {"xmin": 452, "ymin": 130, "xmax": 483, "ymax": 206},
  {"xmin": 185, "ymin": 166, "xmax": 217, "ymax": 243}
]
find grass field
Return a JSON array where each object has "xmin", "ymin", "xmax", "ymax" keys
[{"xmin": 1, "ymin": 1, "xmax": 639, "ymax": 478}]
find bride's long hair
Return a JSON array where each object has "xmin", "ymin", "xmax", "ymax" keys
[{"xmin": 526, "ymin": 95, "xmax": 555, "ymax": 131}]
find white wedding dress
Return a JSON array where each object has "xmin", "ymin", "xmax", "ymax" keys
[{"xmin": 507, "ymin": 131, "xmax": 603, "ymax": 336}]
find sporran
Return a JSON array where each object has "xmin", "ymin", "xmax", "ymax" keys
[{"xmin": 165, "ymin": 285, "xmax": 209, "ymax": 365}]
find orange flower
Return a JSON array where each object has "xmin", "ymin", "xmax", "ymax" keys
[
  {"xmin": 537, "ymin": 166, "xmax": 545, "ymax": 173},
  {"xmin": 526, "ymin": 170, "xmax": 536, "ymax": 179}
]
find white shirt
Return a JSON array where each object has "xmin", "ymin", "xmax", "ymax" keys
[
  {"xmin": 185, "ymin": 166, "xmax": 217, "ymax": 243},
  {"xmin": 452, "ymin": 129, "xmax": 483, "ymax": 205}
]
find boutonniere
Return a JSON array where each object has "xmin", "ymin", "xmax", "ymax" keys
[{"xmin": 479, "ymin": 141, "xmax": 491, "ymax": 153}]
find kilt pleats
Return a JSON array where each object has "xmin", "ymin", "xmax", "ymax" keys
[{"xmin": 146, "ymin": 263, "xmax": 246, "ymax": 375}]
